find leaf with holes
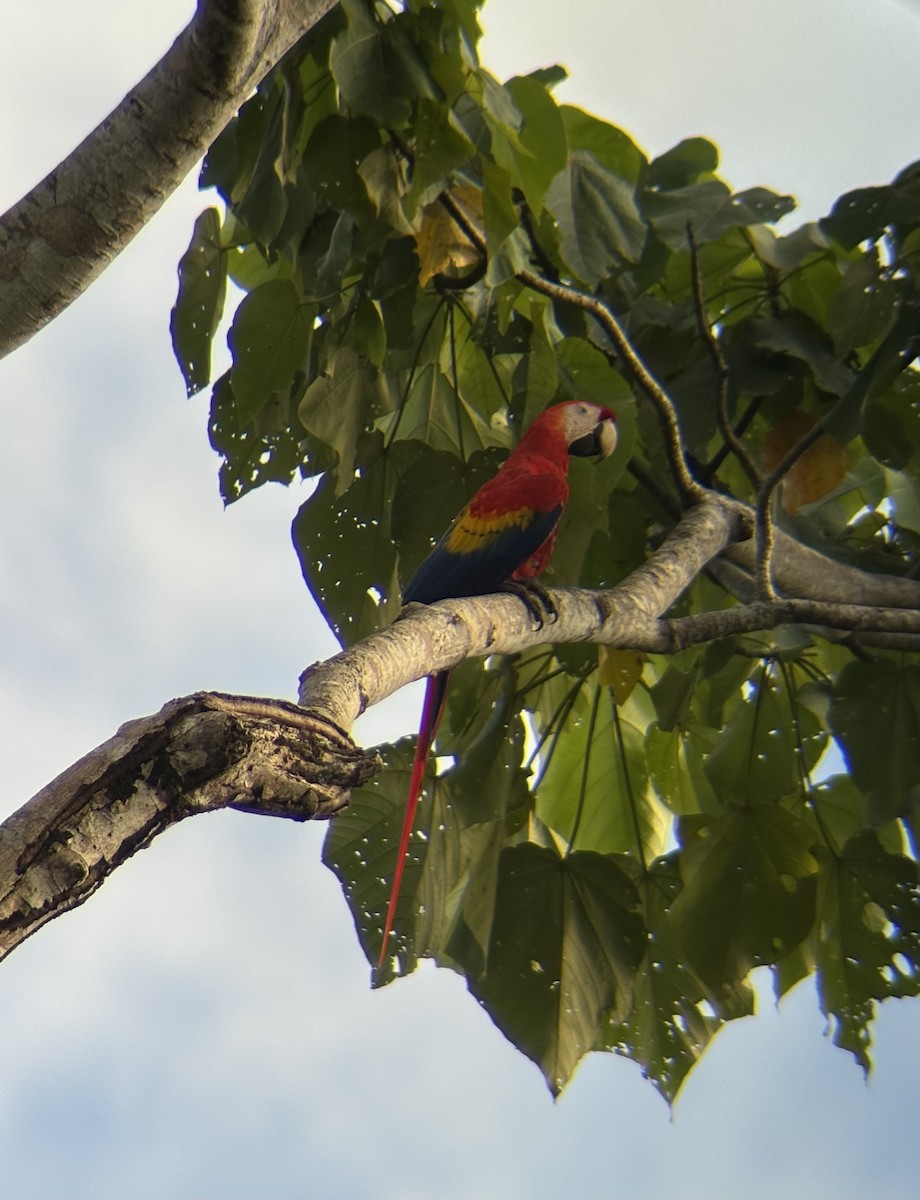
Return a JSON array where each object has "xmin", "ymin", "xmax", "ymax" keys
[
  {"xmin": 815, "ymin": 830, "xmax": 920, "ymax": 1073},
  {"xmin": 469, "ymin": 844, "xmax": 645, "ymax": 1096},
  {"xmin": 671, "ymin": 803, "xmax": 819, "ymax": 1000},
  {"xmin": 170, "ymin": 207, "xmax": 227, "ymax": 396}
]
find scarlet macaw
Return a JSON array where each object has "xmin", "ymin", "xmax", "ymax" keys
[{"xmin": 377, "ymin": 400, "xmax": 618, "ymax": 970}]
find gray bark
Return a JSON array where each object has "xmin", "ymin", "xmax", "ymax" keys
[
  {"xmin": 0, "ymin": 0, "xmax": 338, "ymax": 358},
  {"xmin": 2, "ymin": 487, "xmax": 919, "ymax": 965}
]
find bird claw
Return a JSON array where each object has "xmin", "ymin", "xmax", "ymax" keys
[{"xmin": 502, "ymin": 580, "xmax": 558, "ymax": 629}]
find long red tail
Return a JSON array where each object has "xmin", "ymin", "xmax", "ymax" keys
[{"xmin": 376, "ymin": 670, "xmax": 450, "ymax": 971}]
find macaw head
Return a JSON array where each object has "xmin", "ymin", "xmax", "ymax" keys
[{"xmin": 554, "ymin": 400, "xmax": 618, "ymax": 460}]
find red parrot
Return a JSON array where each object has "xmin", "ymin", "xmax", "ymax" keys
[{"xmin": 377, "ymin": 399, "xmax": 618, "ymax": 970}]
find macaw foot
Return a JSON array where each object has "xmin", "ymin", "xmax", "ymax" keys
[{"xmin": 501, "ymin": 580, "xmax": 558, "ymax": 629}]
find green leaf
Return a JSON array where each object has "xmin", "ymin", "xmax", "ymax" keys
[
  {"xmin": 603, "ymin": 857, "xmax": 752, "ymax": 1105},
  {"xmin": 746, "ymin": 312, "xmax": 855, "ymax": 397},
  {"xmin": 208, "ymin": 370, "xmax": 306, "ymax": 504},
  {"xmin": 536, "ymin": 681, "xmax": 665, "ymax": 859},
  {"xmin": 330, "ymin": 0, "xmax": 436, "ymax": 127},
  {"xmin": 827, "ymin": 249, "xmax": 896, "ymax": 357},
  {"xmin": 303, "ymin": 113, "xmax": 381, "ymax": 214},
  {"xmin": 322, "ymin": 742, "xmax": 418, "ymax": 969},
  {"xmin": 645, "ymin": 180, "xmax": 794, "ymax": 251},
  {"xmin": 227, "ymin": 280, "xmax": 312, "ymax": 423},
  {"xmin": 170, "ymin": 207, "xmax": 228, "ymax": 396},
  {"xmin": 816, "ymin": 831, "xmax": 920, "ymax": 1072},
  {"xmin": 647, "ymin": 137, "xmax": 719, "ymax": 189},
  {"xmin": 560, "ymin": 106, "xmax": 646, "ymax": 185},
  {"xmin": 545, "ymin": 151, "xmax": 647, "ymax": 285},
  {"xmin": 404, "ymin": 96, "xmax": 476, "ymax": 217},
  {"xmin": 671, "ymin": 803, "xmax": 820, "ymax": 999},
  {"xmin": 469, "ymin": 844, "xmax": 645, "ymax": 1095},
  {"xmin": 830, "ymin": 660, "xmax": 920, "ymax": 822},
  {"xmin": 292, "ymin": 450, "xmax": 405, "ymax": 645},
  {"xmin": 504, "ymin": 74, "xmax": 568, "ymax": 215},
  {"xmin": 704, "ymin": 664, "xmax": 825, "ymax": 805},
  {"xmin": 298, "ymin": 347, "xmax": 381, "ymax": 490},
  {"xmin": 643, "ymin": 179, "xmax": 732, "ymax": 250},
  {"xmin": 821, "ymin": 166, "xmax": 920, "ymax": 249},
  {"xmin": 645, "ymin": 723, "xmax": 719, "ymax": 816}
]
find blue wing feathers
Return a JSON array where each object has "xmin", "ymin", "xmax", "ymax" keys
[{"xmin": 404, "ymin": 506, "xmax": 561, "ymax": 604}]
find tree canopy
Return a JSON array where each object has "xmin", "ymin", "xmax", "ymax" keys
[{"xmin": 166, "ymin": 0, "xmax": 920, "ymax": 1100}]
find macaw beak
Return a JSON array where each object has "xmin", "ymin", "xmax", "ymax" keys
[{"xmin": 568, "ymin": 417, "xmax": 618, "ymax": 459}]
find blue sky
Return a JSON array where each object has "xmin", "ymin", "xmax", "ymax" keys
[{"xmin": 1, "ymin": 1, "xmax": 919, "ymax": 1196}]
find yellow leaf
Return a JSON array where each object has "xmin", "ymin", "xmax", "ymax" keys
[
  {"xmin": 763, "ymin": 411, "xmax": 848, "ymax": 514},
  {"xmin": 413, "ymin": 190, "xmax": 482, "ymax": 286},
  {"xmin": 598, "ymin": 645, "xmax": 645, "ymax": 704}
]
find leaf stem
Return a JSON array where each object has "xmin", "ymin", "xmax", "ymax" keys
[{"xmin": 567, "ymin": 679, "xmax": 603, "ymax": 853}]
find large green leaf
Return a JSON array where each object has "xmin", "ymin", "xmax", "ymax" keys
[
  {"xmin": 830, "ymin": 660, "xmax": 920, "ymax": 822},
  {"xmin": 292, "ymin": 449, "xmax": 405, "ymax": 645},
  {"xmin": 470, "ymin": 844, "xmax": 645, "ymax": 1095},
  {"xmin": 227, "ymin": 280, "xmax": 312, "ymax": 423},
  {"xmin": 298, "ymin": 346, "xmax": 382, "ymax": 490},
  {"xmin": 603, "ymin": 857, "xmax": 753, "ymax": 1104},
  {"xmin": 536, "ymin": 679, "xmax": 666, "ymax": 860},
  {"xmin": 545, "ymin": 151, "xmax": 646, "ymax": 285},
  {"xmin": 671, "ymin": 803, "xmax": 820, "ymax": 999},
  {"xmin": 703, "ymin": 663, "xmax": 826, "ymax": 806},
  {"xmin": 330, "ymin": 0, "xmax": 438, "ymax": 127},
  {"xmin": 170, "ymin": 207, "xmax": 227, "ymax": 396},
  {"xmin": 816, "ymin": 831, "xmax": 920, "ymax": 1072}
]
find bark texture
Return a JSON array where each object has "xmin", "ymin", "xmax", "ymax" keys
[
  {"xmin": 0, "ymin": 0, "xmax": 338, "ymax": 358},
  {"xmin": 2, "ymin": 495, "xmax": 920, "ymax": 963},
  {"xmin": 0, "ymin": 692, "xmax": 378, "ymax": 962}
]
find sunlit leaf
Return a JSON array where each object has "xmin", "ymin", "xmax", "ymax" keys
[
  {"xmin": 536, "ymin": 680, "xmax": 665, "ymax": 859},
  {"xmin": 597, "ymin": 645, "xmax": 644, "ymax": 702}
]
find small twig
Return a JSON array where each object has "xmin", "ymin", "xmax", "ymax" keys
[
  {"xmin": 707, "ymin": 394, "xmax": 763, "ymax": 476},
  {"xmin": 516, "ymin": 266, "xmax": 705, "ymax": 503},
  {"xmin": 754, "ymin": 497, "xmax": 778, "ymax": 600},
  {"xmin": 386, "ymin": 133, "xmax": 705, "ymax": 507},
  {"xmin": 754, "ymin": 419, "xmax": 826, "ymax": 600},
  {"xmin": 663, "ymin": 597, "xmax": 920, "ymax": 652},
  {"xmin": 687, "ymin": 224, "xmax": 761, "ymax": 491}
]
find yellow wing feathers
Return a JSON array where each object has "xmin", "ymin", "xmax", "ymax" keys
[{"xmin": 444, "ymin": 507, "xmax": 536, "ymax": 556}]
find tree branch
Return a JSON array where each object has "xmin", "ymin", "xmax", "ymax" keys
[
  {"xmin": 5, "ymin": 472, "xmax": 920, "ymax": 968},
  {"xmin": 0, "ymin": 692, "xmax": 379, "ymax": 963},
  {"xmin": 0, "ymin": 0, "xmax": 338, "ymax": 359},
  {"xmin": 687, "ymin": 224, "xmax": 761, "ymax": 491},
  {"xmin": 299, "ymin": 499, "xmax": 743, "ymax": 727}
]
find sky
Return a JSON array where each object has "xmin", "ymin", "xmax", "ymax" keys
[{"xmin": 1, "ymin": 1, "xmax": 919, "ymax": 1197}]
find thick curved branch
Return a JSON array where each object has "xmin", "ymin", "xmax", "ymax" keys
[
  {"xmin": 0, "ymin": 692, "xmax": 379, "ymax": 963},
  {"xmin": 299, "ymin": 499, "xmax": 742, "ymax": 728},
  {"xmin": 0, "ymin": 0, "xmax": 338, "ymax": 359},
  {"xmin": 4, "ymin": 491, "xmax": 920, "ymax": 966}
]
